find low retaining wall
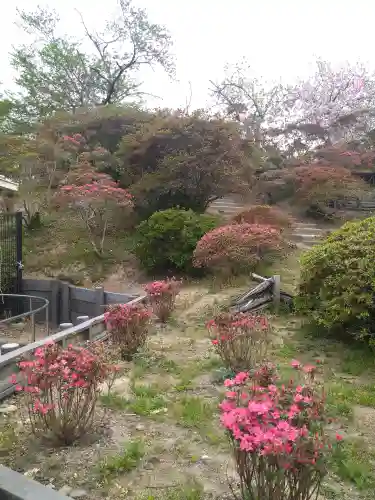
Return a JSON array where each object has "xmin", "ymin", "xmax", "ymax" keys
[
  {"xmin": 0, "ymin": 465, "xmax": 70, "ymax": 499},
  {"xmin": 22, "ymin": 279, "xmax": 138, "ymax": 326}
]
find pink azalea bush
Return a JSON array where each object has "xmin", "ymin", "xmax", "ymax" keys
[
  {"xmin": 144, "ymin": 278, "xmax": 182, "ymax": 322},
  {"xmin": 231, "ymin": 205, "xmax": 293, "ymax": 231},
  {"xmin": 11, "ymin": 341, "xmax": 118, "ymax": 445},
  {"xmin": 104, "ymin": 303, "xmax": 151, "ymax": 360},
  {"xmin": 207, "ymin": 312, "xmax": 270, "ymax": 371},
  {"xmin": 193, "ymin": 223, "xmax": 290, "ymax": 275},
  {"xmin": 220, "ymin": 361, "xmax": 341, "ymax": 500}
]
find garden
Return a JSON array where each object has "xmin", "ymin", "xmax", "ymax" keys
[
  {"xmin": 3, "ymin": 208, "xmax": 375, "ymax": 500},
  {"xmin": 3, "ymin": 6, "xmax": 375, "ymax": 500}
]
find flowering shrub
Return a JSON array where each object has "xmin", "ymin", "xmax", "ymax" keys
[
  {"xmin": 220, "ymin": 361, "xmax": 341, "ymax": 500},
  {"xmin": 144, "ymin": 278, "xmax": 182, "ymax": 322},
  {"xmin": 193, "ymin": 223, "xmax": 290, "ymax": 275},
  {"xmin": 104, "ymin": 303, "xmax": 151, "ymax": 360},
  {"xmin": 207, "ymin": 312, "xmax": 270, "ymax": 371},
  {"xmin": 232, "ymin": 205, "xmax": 292, "ymax": 231},
  {"xmin": 57, "ymin": 166, "xmax": 133, "ymax": 255},
  {"xmin": 11, "ymin": 341, "xmax": 118, "ymax": 445}
]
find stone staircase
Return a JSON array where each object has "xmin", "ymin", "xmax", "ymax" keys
[
  {"xmin": 291, "ymin": 221, "xmax": 326, "ymax": 249},
  {"xmin": 207, "ymin": 197, "xmax": 246, "ymax": 219},
  {"xmin": 207, "ymin": 197, "xmax": 326, "ymax": 249}
]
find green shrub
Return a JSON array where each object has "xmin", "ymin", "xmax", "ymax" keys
[
  {"xmin": 135, "ymin": 208, "xmax": 218, "ymax": 273},
  {"xmin": 296, "ymin": 216, "xmax": 375, "ymax": 343}
]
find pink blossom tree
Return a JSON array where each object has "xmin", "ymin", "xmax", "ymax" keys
[{"xmin": 57, "ymin": 167, "xmax": 133, "ymax": 256}]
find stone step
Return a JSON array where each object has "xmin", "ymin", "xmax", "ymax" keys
[
  {"xmin": 210, "ymin": 199, "xmax": 243, "ymax": 206},
  {"xmin": 293, "ymin": 223, "xmax": 322, "ymax": 229},
  {"xmin": 293, "ymin": 227, "xmax": 323, "ymax": 234}
]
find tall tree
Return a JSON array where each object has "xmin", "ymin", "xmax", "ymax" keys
[
  {"xmin": 212, "ymin": 59, "xmax": 375, "ymax": 151},
  {"xmin": 8, "ymin": 1, "xmax": 173, "ymax": 126}
]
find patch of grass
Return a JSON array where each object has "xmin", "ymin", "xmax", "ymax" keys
[
  {"xmin": 98, "ymin": 440, "xmax": 144, "ymax": 483},
  {"xmin": 172, "ymin": 396, "xmax": 216, "ymax": 431},
  {"xmin": 339, "ymin": 348, "xmax": 375, "ymax": 376},
  {"xmin": 100, "ymin": 392, "xmax": 128, "ymax": 410},
  {"xmin": 326, "ymin": 382, "xmax": 375, "ymax": 417},
  {"xmin": 136, "ymin": 481, "xmax": 204, "ymax": 500},
  {"xmin": 173, "ymin": 356, "xmax": 223, "ymax": 392},
  {"xmin": 129, "ymin": 383, "xmax": 167, "ymax": 416},
  {"xmin": 331, "ymin": 439, "xmax": 375, "ymax": 490},
  {"xmin": 132, "ymin": 351, "xmax": 180, "ymax": 378},
  {"xmin": 277, "ymin": 343, "xmax": 299, "ymax": 359},
  {"xmin": 0, "ymin": 422, "xmax": 18, "ymax": 462}
]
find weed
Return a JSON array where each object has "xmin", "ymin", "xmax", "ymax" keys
[
  {"xmin": 339, "ymin": 348, "xmax": 375, "ymax": 376},
  {"xmin": 133, "ymin": 351, "xmax": 180, "ymax": 378},
  {"xmin": 135, "ymin": 481, "xmax": 204, "ymax": 500},
  {"xmin": 100, "ymin": 392, "xmax": 128, "ymax": 410},
  {"xmin": 172, "ymin": 396, "xmax": 216, "ymax": 430},
  {"xmin": 277, "ymin": 343, "xmax": 299, "ymax": 359},
  {"xmin": 128, "ymin": 383, "xmax": 167, "ymax": 416},
  {"xmin": 331, "ymin": 439, "xmax": 375, "ymax": 490},
  {"xmin": 98, "ymin": 440, "xmax": 144, "ymax": 483},
  {"xmin": 326, "ymin": 382, "xmax": 375, "ymax": 418},
  {"xmin": 0, "ymin": 422, "xmax": 18, "ymax": 463}
]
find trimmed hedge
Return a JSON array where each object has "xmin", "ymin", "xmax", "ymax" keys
[
  {"xmin": 135, "ymin": 208, "xmax": 218, "ymax": 273},
  {"xmin": 296, "ymin": 216, "xmax": 375, "ymax": 343}
]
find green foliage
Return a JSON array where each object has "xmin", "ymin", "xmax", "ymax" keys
[
  {"xmin": 331, "ymin": 440, "xmax": 375, "ymax": 490},
  {"xmin": 117, "ymin": 111, "xmax": 253, "ymax": 219},
  {"xmin": 296, "ymin": 216, "xmax": 375, "ymax": 343},
  {"xmin": 8, "ymin": 3, "xmax": 173, "ymax": 127},
  {"xmin": 98, "ymin": 440, "xmax": 144, "ymax": 482},
  {"xmin": 135, "ymin": 208, "xmax": 218, "ymax": 273}
]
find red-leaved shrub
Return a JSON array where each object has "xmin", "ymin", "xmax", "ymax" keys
[
  {"xmin": 144, "ymin": 278, "xmax": 182, "ymax": 322},
  {"xmin": 11, "ymin": 341, "xmax": 118, "ymax": 445},
  {"xmin": 232, "ymin": 205, "xmax": 292, "ymax": 231},
  {"xmin": 104, "ymin": 303, "xmax": 151, "ymax": 360},
  {"xmin": 221, "ymin": 361, "xmax": 341, "ymax": 500},
  {"xmin": 193, "ymin": 223, "xmax": 289, "ymax": 274},
  {"xmin": 207, "ymin": 312, "xmax": 270, "ymax": 371}
]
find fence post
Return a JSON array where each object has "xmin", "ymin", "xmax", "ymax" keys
[
  {"xmin": 75, "ymin": 315, "xmax": 89, "ymax": 326},
  {"xmin": 272, "ymin": 275, "xmax": 281, "ymax": 312},
  {"xmin": 59, "ymin": 322, "xmax": 73, "ymax": 348},
  {"xmin": 50, "ymin": 279, "xmax": 60, "ymax": 327},
  {"xmin": 95, "ymin": 287, "xmax": 105, "ymax": 317},
  {"xmin": 60, "ymin": 283, "xmax": 70, "ymax": 323}
]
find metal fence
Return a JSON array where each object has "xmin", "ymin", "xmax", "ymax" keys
[{"xmin": 0, "ymin": 212, "xmax": 22, "ymax": 318}]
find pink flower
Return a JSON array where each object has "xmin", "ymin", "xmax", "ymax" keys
[{"xmin": 291, "ymin": 360, "xmax": 301, "ymax": 369}]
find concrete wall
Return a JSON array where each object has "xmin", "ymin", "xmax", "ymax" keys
[{"xmin": 21, "ymin": 279, "xmax": 138, "ymax": 327}]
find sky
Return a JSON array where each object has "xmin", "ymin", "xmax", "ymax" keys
[{"xmin": 1, "ymin": 0, "xmax": 375, "ymax": 111}]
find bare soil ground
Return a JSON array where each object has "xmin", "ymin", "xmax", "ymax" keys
[{"xmin": 1, "ymin": 259, "xmax": 375, "ymax": 500}]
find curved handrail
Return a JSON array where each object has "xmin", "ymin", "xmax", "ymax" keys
[{"xmin": 0, "ymin": 294, "xmax": 49, "ymax": 341}]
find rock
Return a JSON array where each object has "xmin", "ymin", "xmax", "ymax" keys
[
  {"xmin": 0, "ymin": 405, "xmax": 17, "ymax": 413},
  {"xmin": 69, "ymin": 489, "xmax": 88, "ymax": 498},
  {"xmin": 136, "ymin": 424, "xmax": 145, "ymax": 431},
  {"xmin": 59, "ymin": 485, "xmax": 73, "ymax": 496},
  {"xmin": 23, "ymin": 468, "xmax": 40, "ymax": 477}
]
